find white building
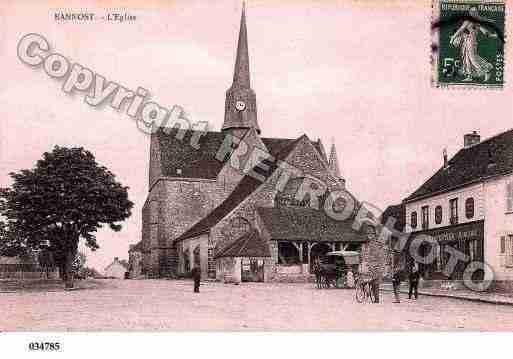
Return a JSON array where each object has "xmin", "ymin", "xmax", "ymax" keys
[
  {"xmin": 104, "ymin": 257, "xmax": 129, "ymax": 279},
  {"xmin": 403, "ymin": 130, "xmax": 513, "ymax": 291}
]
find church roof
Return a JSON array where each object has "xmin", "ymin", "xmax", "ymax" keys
[
  {"xmin": 215, "ymin": 229, "xmax": 271, "ymax": 258},
  {"xmin": 406, "ymin": 129, "xmax": 513, "ymax": 202},
  {"xmin": 176, "ymin": 135, "xmax": 307, "ymax": 241},
  {"xmin": 156, "ymin": 128, "xmax": 326, "ymax": 180},
  {"xmin": 256, "ymin": 207, "xmax": 368, "ymax": 242}
]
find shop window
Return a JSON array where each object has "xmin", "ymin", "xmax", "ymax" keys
[
  {"xmin": 434, "ymin": 243, "xmax": 442, "ymax": 271},
  {"xmin": 421, "ymin": 206, "xmax": 429, "ymax": 230},
  {"xmin": 411, "ymin": 211, "xmax": 418, "ymax": 229},
  {"xmin": 450, "ymin": 198, "xmax": 458, "ymax": 225},
  {"xmin": 465, "ymin": 198, "xmax": 475, "ymax": 219},
  {"xmin": 435, "ymin": 205, "xmax": 443, "ymax": 225}
]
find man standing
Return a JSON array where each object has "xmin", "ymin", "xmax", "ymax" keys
[
  {"xmin": 192, "ymin": 264, "xmax": 201, "ymax": 293},
  {"xmin": 409, "ymin": 266, "xmax": 420, "ymax": 300},
  {"xmin": 392, "ymin": 268, "xmax": 401, "ymax": 303}
]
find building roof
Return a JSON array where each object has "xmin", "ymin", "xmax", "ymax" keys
[
  {"xmin": 256, "ymin": 206, "xmax": 368, "ymax": 242},
  {"xmin": 156, "ymin": 128, "xmax": 326, "ymax": 180},
  {"xmin": 406, "ymin": 129, "xmax": 513, "ymax": 202},
  {"xmin": 105, "ymin": 258, "xmax": 128, "ymax": 271},
  {"xmin": 215, "ymin": 229, "xmax": 271, "ymax": 258},
  {"xmin": 176, "ymin": 135, "xmax": 308, "ymax": 241}
]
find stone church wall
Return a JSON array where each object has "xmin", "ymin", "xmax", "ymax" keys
[
  {"xmin": 141, "ymin": 182, "xmax": 162, "ymax": 277},
  {"xmin": 156, "ymin": 178, "xmax": 235, "ymax": 276}
]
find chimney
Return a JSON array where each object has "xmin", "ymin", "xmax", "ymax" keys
[
  {"xmin": 464, "ymin": 131, "xmax": 480, "ymax": 148},
  {"xmin": 443, "ymin": 148, "xmax": 448, "ymax": 169}
]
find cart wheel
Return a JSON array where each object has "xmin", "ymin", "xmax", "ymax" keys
[{"xmin": 355, "ymin": 284, "xmax": 365, "ymax": 303}]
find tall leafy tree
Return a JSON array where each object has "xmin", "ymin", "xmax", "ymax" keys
[{"xmin": 0, "ymin": 146, "xmax": 133, "ymax": 288}]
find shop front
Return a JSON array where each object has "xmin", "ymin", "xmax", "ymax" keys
[{"xmin": 407, "ymin": 220, "xmax": 484, "ymax": 280}]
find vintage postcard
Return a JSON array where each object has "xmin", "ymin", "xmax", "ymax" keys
[{"xmin": 1, "ymin": 0, "xmax": 513, "ymax": 356}]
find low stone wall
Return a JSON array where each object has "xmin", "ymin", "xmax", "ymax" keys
[{"xmin": 276, "ymin": 264, "xmax": 302, "ymax": 275}]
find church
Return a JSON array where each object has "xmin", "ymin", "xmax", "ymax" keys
[{"xmin": 130, "ymin": 5, "xmax": 380, "ymax": 283}]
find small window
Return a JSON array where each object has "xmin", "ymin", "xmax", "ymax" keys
[
  {"xmin": 507, "ymin": 182, "xmax": 513, "ymax": 213},
  {"xmin": 435, "ymin": 205, "xmax": 443, "ymax": 224},
  {"xmin": 411, "ymin": 211, "xmax": 418, "ymax": 229},
  {"xmin": 421, "ymin": 206, "xmax": 429, "ymax": 230},
  {"xmin": 500, "ymin": 235, "xmax": 513, "ymax": 267},
  {"xmin": 450, "ymin": 198, "xmax": 458, "ymax": 225},
  {"xmin": 465, "ymin": 198, "xmax": 475, "ymax": 219}
]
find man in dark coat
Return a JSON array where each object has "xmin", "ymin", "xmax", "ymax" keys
[
  {"xmin": 409, "ymin": 266, "xmax": 420, "ymax": 300},
  {"xmin": 191, "ymin": 265, "xmax": 201, "ymax": 293},
  {"xmin": 392, "ymin": 268, "xmax": 401, "ymax": 303}
]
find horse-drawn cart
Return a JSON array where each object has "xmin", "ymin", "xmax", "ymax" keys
[{"xmin": 313, "ymin": 250, "xmax": 360, "ymax": 289}]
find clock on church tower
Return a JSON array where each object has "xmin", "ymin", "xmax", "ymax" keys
[{"xmin": 221, "ymin": 2, "xmax": 260, "ymax": 136}]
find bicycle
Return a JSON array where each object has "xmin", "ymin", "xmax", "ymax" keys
[{"xmin": 354, "ymin": 274, "xmax": 376, "ymax": 303}]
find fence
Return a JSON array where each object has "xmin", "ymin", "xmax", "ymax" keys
[{"xmin": 0, "ymin": 264, "xmax": 60, "ymax": 280}]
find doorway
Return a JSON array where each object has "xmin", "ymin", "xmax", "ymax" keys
[{"xmin": 241, "ymin": 258, "xmax": 264, "ymax": 282}]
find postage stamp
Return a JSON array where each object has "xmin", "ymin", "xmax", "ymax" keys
[{"xmin": 432, "ymin": 0, "xmax": 506, "ymax": 88}]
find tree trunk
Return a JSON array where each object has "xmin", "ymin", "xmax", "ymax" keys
[{"xmin": 64, "ymin": 249, "xmax": 75, "ymax": 289}]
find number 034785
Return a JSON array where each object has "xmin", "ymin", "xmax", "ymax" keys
[{"xmin": 28, "ymin": 342, "xmax": 61, "ymax": 351}]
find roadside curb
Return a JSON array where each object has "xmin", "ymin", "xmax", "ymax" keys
[{"xmin": 381, "ymin": 288, "xmax": 513, "ymax": 306}]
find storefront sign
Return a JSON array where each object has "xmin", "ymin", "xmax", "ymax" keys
[{"xmin": 417, "ymin": 220, "xmax": 484, "ymax": 243}]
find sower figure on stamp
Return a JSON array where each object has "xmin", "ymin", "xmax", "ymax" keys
[
  {"xmin": 191, "ymin": 264, "xmax": 201, "ymax": 293},
  {"xmin": 409, "ymin": 265, "xmax": 420, "ymax": 300},
  {"xmin": 449, "ymin": 7, "xmax": 498, "ymax": 82}
]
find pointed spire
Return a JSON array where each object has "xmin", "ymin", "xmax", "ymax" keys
[
  {"xmin": 328, "ymin": 140, "xmax": 342, "ymax": 178},
  {"xmin": 233, "ymin": 1, "xmax": 250, "ymax": 88},
  {"xmin": 222, "ymin": 2, "xmax": 260, "ymax": 135}
]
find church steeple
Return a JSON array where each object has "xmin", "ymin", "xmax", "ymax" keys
[
  {"xmin": 222, "ymin": 2, "xmax": 260, "ymax": 136},
  {"xmin": 233, "ymin": 2, "xmax": 250, "ymax": 88},
  {"xmin": 328, "ymin": 141, "xmax": 342, "ymax": 178}
]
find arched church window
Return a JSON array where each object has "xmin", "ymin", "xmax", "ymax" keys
[
  {"xmin": 193, "ymin": 245, "xmax": 201, "ymax": 268},
  {"xmin": 183, "ymin": 249, "xmax": 190, "ymax": 273}
]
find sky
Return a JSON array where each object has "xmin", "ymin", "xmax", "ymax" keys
[{"xmin": 1, "ymin": 0, "xmax": 512, "ymax": 271}]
